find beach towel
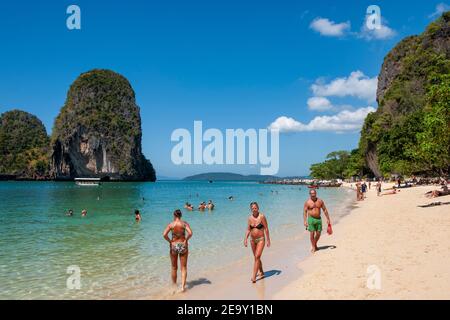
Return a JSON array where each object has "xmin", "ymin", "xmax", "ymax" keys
[{"xmin": 327, "ymin": 223, "xmax": 333, "ymax": 235}]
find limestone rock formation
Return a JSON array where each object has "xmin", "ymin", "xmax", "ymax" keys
[
  {"xmin": 0, "ymin": 110, "xmax": 50, "ymax": 179},
  {"xmin": 360, "ymin": 12, "xmax": 450, "ymax": 177},
  {"xmin": 50, "ymin": 69, "xmax": 156, "ymax": 181}
]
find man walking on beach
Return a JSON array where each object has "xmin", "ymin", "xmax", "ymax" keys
[{"xmin": 303, "ymin": 189, "xmax": 331, "ymax": 253}]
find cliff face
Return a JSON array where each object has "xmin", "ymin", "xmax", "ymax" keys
[
  {"xmin": 0, "ymin": 110, "xmax": 50, "ymax": 179},
  {"xmin": 50, "ymin": 69, "xmax": 156, "ymax": 181},
  {"xmin": 360, "ymin": 12, "xmax": 450, "ymax": 177}
]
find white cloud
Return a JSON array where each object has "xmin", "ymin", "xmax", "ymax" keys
[
  {"xmin": 307, "ymin": 97, "xmax": 333, "ymax": 111},
  {"xmin": 310, "ymin": 18, "xmax": 350, "ymax": 37},
  {"xmin": 429, "ymin": 3, "xmax": 449, "ymax": 18},
  {"xmin": 360, "ymin": 16, "xmax": 396, "ymax": 40},
  {"xmin": 311, "ymin": 71, "xmax": 378, "ymax": 103},
  {"xmin": 268, "ymin": 107, "xmax": 376, "ymax": 133}
]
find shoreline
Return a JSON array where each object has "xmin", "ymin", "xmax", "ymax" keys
[
  {"xmin": 161, "ymin": 187, "xmax": 355, "ymax": 300},
  {"xmin": 274, "ymin": 183, "xmax": 450, "ymax": 300}
]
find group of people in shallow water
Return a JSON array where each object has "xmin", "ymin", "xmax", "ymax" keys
[
  {"xmin": 66, "ymin": 208, "xmax": 142, "ymax": 220},
  {"xmin": 65, "ymin": 209, "xmax": 87, "ymax": 217},
  {"xmin": 63, "ymin": 189, "xmax": 332, "ymax": 292},
  {"xmin": 184, "ymin": 200, "xmax": 215, "ymax": 211},
  {"xmin": 162, "ymin": 188, "xmax": 332, "ymax": 292}
]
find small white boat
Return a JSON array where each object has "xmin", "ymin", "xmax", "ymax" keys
[{"xmin": 75, "ymin": 178, "xmax": 101, "ymax": 186}]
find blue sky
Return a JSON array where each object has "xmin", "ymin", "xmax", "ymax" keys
[{"xmin": 0, "ymin": 1, "xmax": 447, "ymax": 178}]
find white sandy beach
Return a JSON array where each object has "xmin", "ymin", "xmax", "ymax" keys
[
  {"xmin": 165, "ymin": 183, "xmax": 450, "ymax": 300},
  {"xmin": 274, "ymin": 183, "xmax": 450, "ymax": 300}
]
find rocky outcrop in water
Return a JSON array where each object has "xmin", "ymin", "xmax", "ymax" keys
[
  {"xmin": 50, "ymin": 69, "xmax": 156, "ymax": 181},
  {"xmin": 0, "ymin": 110, "xmax": 50, "ymax": 179}
]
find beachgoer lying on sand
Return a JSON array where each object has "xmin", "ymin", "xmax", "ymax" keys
[
  {"xmin": 184, "ymin": 202, "xmax": 193, "ymax": 211},
  {"xmin": 382, "ymin": 189, "xmax": 400, "ymax": 195},
  {"xmin": 244, "ymin": 202, "xmax": 271, "ymax": 283},
  {"xmin": 163, "ymin": 209, "xmax": 193, "ymax": 292},
  {"xmin": 304, "ymin": 189, "xmax": 332, "ymax": 254},
  {"xmin": 425, "ymin": 186, "xmax": 450, "ymax": 198}
]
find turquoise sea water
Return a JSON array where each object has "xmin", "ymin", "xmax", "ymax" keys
[{"xmin": 0, "ymin": 181, "xmax": 353, "ymax": 299}]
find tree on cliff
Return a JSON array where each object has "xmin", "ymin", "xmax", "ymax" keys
[{"xmin": 409, "ymin": 74, "xmax": 450, "ymax": 175}]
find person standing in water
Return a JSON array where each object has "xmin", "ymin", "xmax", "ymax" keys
[
  {"xmin": 162, "ymin": 209, "xmax": 193, "ymax": 292},
  {"xmin": 244, "ymin": 202, "xmax": 271, "ymax": 283},
  {"xmin": 303, "ymin": 189, "xmax": 331, "ymax": 253},
  {"xmin": 134, "ymin": 209, "xmax": 142, "ymax": 222}
]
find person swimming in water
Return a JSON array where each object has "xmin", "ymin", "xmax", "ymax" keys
[
  {"xmin": 162, "ymin": 209, "xmax": 193, "ymax": 292},
  {"xmin": 81, "ymin": 209, "xmax": 87, "ymax": 217},
  {"xmin": 207, "ymin": 200, "xmax": 215, "ymax": 210},
  {"xmin": 66, "ymin": 209, "xmax": 73, "ymax": 217},
  {"xmin": 184, "ymin": 202, "xmax": 194, "ymax": 211},
  {"xmin": 244, "ymin": 202, "xmax": 271, "ymax": 283},
  {"xmin": 134, "ymin": 209, "xmax": 141, "ymax": 222}
]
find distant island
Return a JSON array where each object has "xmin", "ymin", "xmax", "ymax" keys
[
  {"xmin": 183, "ymin": 172, "xmax": 309, "ymax": 181},
  {"xmin": 156, "ymin": 175, "xmax": 180, "ymax": 180}
]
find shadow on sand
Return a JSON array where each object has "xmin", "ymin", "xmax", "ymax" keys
[
  {"xmin": 317, "ymin": 245, "xmax": 337, "ymax": 251},
  {"xmin": 418, "ymin": 201, "xmax": 450, "ymax": 208},
  {"xmin": 186, "ymin": 278, "xmax": 212, "ymax": 290},
  {"xmin": 255, "ymin": 269, "xmax": 282, "ymax": 282}
]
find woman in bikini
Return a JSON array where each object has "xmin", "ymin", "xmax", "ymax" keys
[
  {"xmin": 163, "ymin": 209, "xmax": 193, "ymax": 292},
  {"xmin": 244, "ymin": 202, "xmax": 271, "ymax": 283}
]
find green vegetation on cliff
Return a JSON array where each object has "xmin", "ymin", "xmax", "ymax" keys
[
  {"xmin": 51, "ymin": 69, "xmax": 156, "ymax": 180},
  {"xmin": 0, "ymin": 110, "xmax": 50, "ymax": 179},
  {"xmin": 359, "ymin": 12, "xmax": 450, "ymax": 177},
  {"xmin": 311, "ymin": 12, "xmax": 450, "ymax": 179},
  {"xmin": 52, "ymin": 69, "xmax": 141, "ymax": 144}
]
